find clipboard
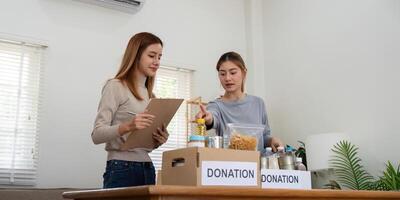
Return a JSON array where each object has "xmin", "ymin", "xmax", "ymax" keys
[{"xmin": 120, "ymin": 98, "xmax": 184, "ymax": 150}]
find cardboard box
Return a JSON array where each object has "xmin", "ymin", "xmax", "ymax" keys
[
  {"xmin": 261, "ymin": 169, "xmax": 311, "ymax": 189},
  {"xmin": 162, "ymin": 147, "xmax": 260, "ymax": 187},
  {"xmin": 156, "ymin": 170, "xmax": 162, "ymax": 185}
]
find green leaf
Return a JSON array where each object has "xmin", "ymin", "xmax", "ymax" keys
[
  {"xmin": 379, "ymin": 161, "xmax": 400, "ymax": 190},
  {"xmin": 329, "ymin": 140, "xmax": 374, "ymax": 190}
]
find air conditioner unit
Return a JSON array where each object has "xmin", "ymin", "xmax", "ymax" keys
[{"xmin": 76, "ymin": 0, "xmax": 145, "ymax": 14}]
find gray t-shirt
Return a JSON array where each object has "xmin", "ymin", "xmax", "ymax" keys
[{"xmin": 207, "ymin": 95, "xmax": 271, "ymax": 147}]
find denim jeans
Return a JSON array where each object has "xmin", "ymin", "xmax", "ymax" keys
[{"xmin": 103, "ymin": 160, "xmax": 156, "ymax": 189}]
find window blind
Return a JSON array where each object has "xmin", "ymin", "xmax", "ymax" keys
[
  {"xmin": 149, "ymin": 66, "xmax": 192, "ymax": 170},
  {"xmin": 0, "ymin": 39, "xmax": 45, "ymax": 185}
]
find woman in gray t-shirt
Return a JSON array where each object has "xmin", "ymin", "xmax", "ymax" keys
[{"xmin": 196, "ymin": 51, "xmax": 283, "ymax": 151}]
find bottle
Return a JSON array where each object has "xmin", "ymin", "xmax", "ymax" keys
[
  {"xmin": 265, "ymin": 147, "xmax": 273, "ymax": 157},
  {"xmin": 295, "ymin": 157, "xmax": 307, "ymax": 171},
  {"xmin": 285, "ymin": 145, "xmax": 297, "ymax": 163},
  {"xmin": 188, "ymin": 135, "xmax": 205, "ymax": 147},
  {"xmin": 265, "ymin": 147, "xmax": 280, "ymax": 169},
  {"xmin": 261, "ymin": 147, "xmax": 273, "ymax": 169},
  {"xmin": 276, "ymin": 146, "xmax": 288, "ymax": 170},
  {"xmin": 196, "ymin": 118, "xmax": 206, "ymax": 136},
  {"xmin": 276, "ymin": 146, "xmax": 285, "ymax": 158}
]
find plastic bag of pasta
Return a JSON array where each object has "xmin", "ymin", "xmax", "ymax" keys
[{"xmin": 224, "ymin": 123, "xmax": 265, "ymax": 151}]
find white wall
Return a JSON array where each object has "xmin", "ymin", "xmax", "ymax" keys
[
  {"xmin": 244, "ymin": 0, "xmax": 266, "ymax": 97},
  {"xmin": 261, "ymin": 0, "xmax": 400, "ymax": 176},
  {"xmin": 2, "ymin": 0, "xmax": 398, "ymax": 188},
  {"xmin": 0, "ymin": 0, "xmax": 247, "ymax": 188}
]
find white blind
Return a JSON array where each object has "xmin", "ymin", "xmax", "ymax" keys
[
  {"xmin": 149, "ymin": 66, "xmax": 192, "ymax": 170},
  {"xmin": 0, "ymin": 39, "xmax": 45, "ymax": 186}
]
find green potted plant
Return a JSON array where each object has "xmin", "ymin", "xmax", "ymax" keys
[
  {"xmin": 330, "ymin": 140, "xmax": 374, "ymax": 190},
  {"xmin": 374, "ymin": 161, "xmax": 400, "ymax": 191},
  {"xmin": 330, "ymin": 140, "xmax": 400, "ymax": 191}
]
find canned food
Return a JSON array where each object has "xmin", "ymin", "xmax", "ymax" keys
[
  {"xmin": 278, "ymin": 155, "xmax": 295, "ymax": 170},
  {"xmin": 207, "ymin": 136, "xmax": 223, "ymax": 148}
]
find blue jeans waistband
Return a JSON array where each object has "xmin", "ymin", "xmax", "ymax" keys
[{"xmin": 106, "ymin": 160, "xmax": 154, "ymax": 168}]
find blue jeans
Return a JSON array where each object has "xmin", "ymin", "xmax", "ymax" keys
[{"xmin": 103, "ymin": 160, "xmax": 156, "ymax": 189}]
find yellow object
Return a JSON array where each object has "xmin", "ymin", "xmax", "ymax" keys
[
  {"xmin": 196, "ymin": 118, "xmax": 205, "ymax": 124},
  {"xmin": 186, "ymin": 96, "xmax": 208, "ymax": 137},
  {"xmin": 196, "ymin": 118, "xmax": 206, "ymax": 136}
]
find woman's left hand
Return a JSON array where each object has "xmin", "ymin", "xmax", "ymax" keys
[{"xmin": 153, "ymin": 124, "xmax": 169, "ymax": 148}]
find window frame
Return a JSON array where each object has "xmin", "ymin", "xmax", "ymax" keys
[
  {"xmin": 149, "ymin": 65, "xmax": 193, "ymax": 170},
  {"xmin": 0, "ymin": 36, "xmax": 47, "ymax": 186}
]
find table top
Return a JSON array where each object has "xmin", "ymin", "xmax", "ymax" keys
[{"xmin": 62, "ymin": 185, "xmax": 400, "ymax": 199}]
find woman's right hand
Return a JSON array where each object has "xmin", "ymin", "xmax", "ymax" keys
[
  {"xmin": 118, "ymin": 112, "xmax": 155, "ymax": 136},
  {"xmin": 195, "ymin": 104, "xmax": 213, "ymax": 126}
]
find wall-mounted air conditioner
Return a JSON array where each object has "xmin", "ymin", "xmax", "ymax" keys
[{"xmin": 76, "ymin": 0, "xmax": 145, "ymax": 14}]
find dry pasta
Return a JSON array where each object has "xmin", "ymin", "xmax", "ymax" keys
[{"xmin": 229, "ymin": 133, "xmax": 257, "ymax": 151}]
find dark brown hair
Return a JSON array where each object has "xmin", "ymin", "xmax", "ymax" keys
[
  {"xmin": 115, "ymin": 32, "xmax": 163, "ymax": 100},
  {"xmin": 216, "ymin": 51, "xmax": 247, "ymax": 92}
]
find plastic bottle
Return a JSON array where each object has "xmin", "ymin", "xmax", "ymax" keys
[
  {"xmin": 196, "ymin": 118, "xmax": 206, "ymax": 136},
  {"xmin": 276, "ymin": 146, "xmax": 286, "ymax": 169},
  {"xmin": 265, "ymin": 147, "xmax": 273, "ymax": 157},
  {"xmin": 285, "ymin": 146, "xmax": 297, "ymax": 163},
  {"xmin": 266, "ymin": 147, "xmax": 280, "ymax": 169},
  {"xmin": 277, "ymin": 146, "xmax": 285, "ymax": 158},
  {"xmin": 295, "ymin": 157, "xmax": 307, "ymax": 171},
  {"xmin": 286, "ymin": 148, "xmax": 296, "ymax": 163},
  {"xmin": 261, "ymin": 147, "xmax": 273, "ymax": 169}
]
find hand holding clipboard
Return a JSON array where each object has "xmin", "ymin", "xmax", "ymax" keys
[{"xmin": 120, "ymin": 98, "xmax": 184, "ymax": 150}]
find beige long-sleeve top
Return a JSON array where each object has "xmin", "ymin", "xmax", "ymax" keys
[{"xmin": 92, "ymin": 78, "xmax": 152, "ymax": 162}]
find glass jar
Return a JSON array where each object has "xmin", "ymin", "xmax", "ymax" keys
[{"xmin": 188, "ymin": 135, "xmax": 205, "ymax": 147}]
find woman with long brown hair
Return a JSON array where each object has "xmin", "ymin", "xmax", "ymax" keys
[
  {"xmin": 196, "ymin": 51, "xmax": 283, "ymax": 152},
  {"xmin": 92, "ymin": 32, "xmax": 168, "ymax": 188}
]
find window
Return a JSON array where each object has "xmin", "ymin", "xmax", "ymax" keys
[
  {"xmin": 0, "ymin": 38, "xmax": 46, "ymax": 185},
  {"xmin": 149, "ymin": 66, "xmax": 192, "ymax": 170}
]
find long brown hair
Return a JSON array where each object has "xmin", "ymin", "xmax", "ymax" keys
[
  {"xmin": 115, "ymin": 32, "xmax": 163, "ymax": 100},
  {"xmin": 216, "ymin": 51, "xmax": 247, "ymax": 92}
]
